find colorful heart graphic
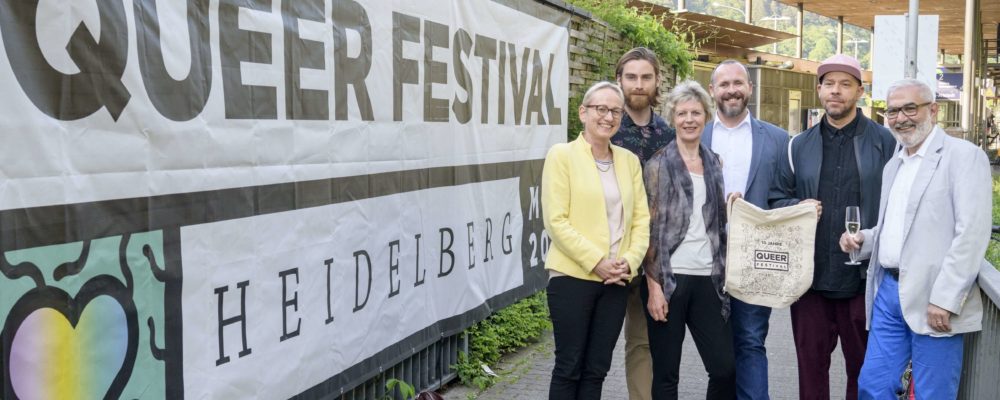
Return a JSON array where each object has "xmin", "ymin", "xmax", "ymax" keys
[
  {"xmin": 9, "ymin": 295, "xmax": 128, "ymax": 400},
  {"xmin": 3, "ymin": 276, "xmax": 138, "ymax": 400}
]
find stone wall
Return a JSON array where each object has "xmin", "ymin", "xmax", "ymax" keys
[{"xmin": 555, "ymin": 3, "xmax": 678, "ymax": 116}]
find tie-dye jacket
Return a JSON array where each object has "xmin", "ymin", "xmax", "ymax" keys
[{"xmin": 643, "ymin": 140, "xmax": 730, "ymax": 320}]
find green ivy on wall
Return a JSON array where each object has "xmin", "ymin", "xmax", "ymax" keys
[
  {"xmin": 569, "ymin": 0, "xmax": 695, "ymax": 78},
  {"xmin": 565, "ymin": 0, "xmax": 698, "ymax": 140}
]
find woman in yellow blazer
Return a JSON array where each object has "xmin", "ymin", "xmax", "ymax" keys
[{"xmin": 542, "ymin": 81, "xmax": 650, "ymax": 400}]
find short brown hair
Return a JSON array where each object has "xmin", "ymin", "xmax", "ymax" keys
[{"xmin": 615, "ymin": 47, "xmax": 662, "ymax": 108}]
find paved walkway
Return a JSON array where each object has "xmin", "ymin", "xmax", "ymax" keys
[
  {"xmin": 443, "ymin": 307, "xmax": 849, "ymax": 399},
  {"xmin": 439, "ymin": 157, "xmax": 996, "ymax": 399}
]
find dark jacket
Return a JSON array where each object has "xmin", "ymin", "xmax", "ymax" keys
[
  {"xmin": 768, "ymin": 112, "xmax": 897, "ymax": 292},
  {"xmin": 644, "ymin": 140, "xmax": 730, "ymax": 319}
]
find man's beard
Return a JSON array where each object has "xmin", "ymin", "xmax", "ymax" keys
[
  {"xmin": 626, "ymin": 92, "xmax": 650, "ymax": 110},
  {"xmin": 823, "ymin": 98, "xmax": 854, "ymax": 120},
  {"xmin": 890, "ymin": 117, "xmax": 934, "ymax": 148},
  {"xmin": 717, "ymin": 93, "xmax": 748, "ymax": 118},
  {"xmin": 825, "ymin": 107, "xmax": 851, "ymax": 121}
]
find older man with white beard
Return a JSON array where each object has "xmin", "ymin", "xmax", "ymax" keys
[{"xmin": 839, "ymin": 79, "xmax": 991, "ymax": 399}]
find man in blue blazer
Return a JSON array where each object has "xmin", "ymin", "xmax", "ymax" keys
[{"xmin": 701, "ymin": 60, "xmax": 789, "ymax": 400}]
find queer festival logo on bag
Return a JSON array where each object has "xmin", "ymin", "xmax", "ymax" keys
[{"xmin": 725, "ymin": 199, "xmax": 818, "ymax": 308}]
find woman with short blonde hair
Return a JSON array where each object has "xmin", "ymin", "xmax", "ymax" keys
[
  {"xmin": 542, "ymin": 81, "xmax": 650, "ymax": 400},
  {"xmin": 642, "ymin": 80, "xmax": 735, "ymax": 399}
]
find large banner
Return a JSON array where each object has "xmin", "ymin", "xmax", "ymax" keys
[{"xmin": 0, "ymin": 0, "xmax": 567, "ymax": 398}]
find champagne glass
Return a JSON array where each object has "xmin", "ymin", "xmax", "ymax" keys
[{"xmin": 844, "ymin": 206, "xmax": 861, "ymax": 265}]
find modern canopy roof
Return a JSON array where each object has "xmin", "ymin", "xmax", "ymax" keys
[
  {"xmin": 774, "ymin": 0, "xmax": 999, "ymax": 57},
  {"xmin": 626, "ymin": 1, "xmax": 798, "ymax": 56}
]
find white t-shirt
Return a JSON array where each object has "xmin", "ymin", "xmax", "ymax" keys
[{"xmin": 671, "ymin": 172, "xmax": 714, "ymax": 276}]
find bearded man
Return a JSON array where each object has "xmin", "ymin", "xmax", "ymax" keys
[
  {"xmin": 839, "ymin": 79, "xmax": 991, "ymax": 399},
  {"xmin": 610, "ymin": 47, "xmax": 675, "ymax": 400},
  {"xmin": 768, "ymin": 54, "xmax": 897, "ymax": 400},
  {"xmin": 701, "ymin": 60, "xmax": 789, "ymax": 400}
]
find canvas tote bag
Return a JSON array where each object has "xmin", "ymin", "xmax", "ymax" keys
[{"xmin": 725, "ymin": 198, "xmax": 818, "ymax": 308}]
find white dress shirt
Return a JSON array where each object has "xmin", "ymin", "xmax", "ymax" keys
[
  {"xmin": 711, "ymin": 112, "xmax": 753, "ymax": 199},
  {"xmin": 877, "ymin": 128, "xmax": 939, "ymax": 268}
]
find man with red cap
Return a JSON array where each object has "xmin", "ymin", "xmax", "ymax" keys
[{"xmin": 768, "ymin": 54, "xmax": 896, "ymax": 400}]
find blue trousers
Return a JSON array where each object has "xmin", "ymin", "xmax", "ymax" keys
[
  {"xmin": 858, "ymin": 275, "xmax": 964, "ymax": 400},
  {"xmin": 731, "ymin": 298, "xmax": 771, "ymax": 400}
]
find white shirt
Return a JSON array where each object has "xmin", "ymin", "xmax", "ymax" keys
[
  {"xmin": 711, "ymin": 112, "xmax": 754, "ymax": 199},
  {"xmin": 671, "ymin": 173, "xmax": 714, "ymax": 276},
  {"xmin": 877, "ymin": 127, "xmax": 939, "ymax": 268}
]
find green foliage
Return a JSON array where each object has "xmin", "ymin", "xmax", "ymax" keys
[
  {"xmin": 384, "ymin": 379, "xmax": 416, "ymax": 400},
  {"xmin": 798, "ymin": 17, "xmax": 837, "ymax": 61},
  {"xmin": 568, "ymin": 0, "xmax": 696, "ymax": 79},
  {"xmin": 453, "ymin": 292, "xmax": 552, "ymax": 389},
  {"xmin": 808, "ymin": 37, "xmax": 835, "ymax": 62},
  {"xmin": 987, "ymin": 176, "xmax": 1000, "ymax": 271},
  {"xmin": 567, "ymin": 100, "xmax": 582, "ymax": 142},
  {"xmin": 564, "ymin": 0, "xmax": 698, "ymax": 140},
  {"xmin": 697, "ymin": 0, "xmax": 874, "ymax": 68}
]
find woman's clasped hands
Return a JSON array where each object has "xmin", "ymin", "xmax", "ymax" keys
[{"xmin": 593, "ymin": 258, "xmax": 630, "ymax": 286}]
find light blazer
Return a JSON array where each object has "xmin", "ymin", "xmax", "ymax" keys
[
  {"xmin": 859, "ymin": 127, "xmax": 991, "ymax": 335},
  {"xmin": 541, "ymin": 135, "xmax": 651, "ymax": 282},
  {"xmin": 701, "ymin": 115, "xmax": 790, "ymax": 209}
]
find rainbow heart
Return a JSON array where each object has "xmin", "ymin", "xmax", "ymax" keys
[{"xmin": 8, "ymin": 294, "xmax": 129, "ymax": 400}]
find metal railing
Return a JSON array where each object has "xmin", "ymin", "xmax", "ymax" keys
[
  {"xmin": 334, "ymin": 264, "xmax": 1000, "ymax": 400},
  {"xmin": 958, "ymin": 260, "xmax": 1000, "ymax": 399},
  {"xmin": 339, "ymin": 334, "xmax": 465, "ymax": 400}
]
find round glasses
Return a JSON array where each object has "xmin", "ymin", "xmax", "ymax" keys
[
  {"xmin": 885, "ymin": 102, "xmax": 932, "ymax": 119},
  {"xmin": 584, "ymin": 105, "xmax": 624, "ymax": 119}
]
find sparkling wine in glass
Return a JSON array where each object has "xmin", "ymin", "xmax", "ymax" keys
[{"xmin": 845, "ymin": 206, "xmax": 861, "ymax": 265}]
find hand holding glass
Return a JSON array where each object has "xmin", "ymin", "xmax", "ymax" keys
[{"xmin": 844, "ymin": 206, "xmax": 861, "ymax": 265}]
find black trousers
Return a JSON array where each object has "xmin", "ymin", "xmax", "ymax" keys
[
  {"xmin": 547, "ymin": 276, "xmax": 628, "ymax": 400},
  {"xmin": 641, "ymin": 274, "xmax": 736, "ymax": 400}
]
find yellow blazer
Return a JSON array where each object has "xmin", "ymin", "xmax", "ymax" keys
[{"xmin": 541, "ymin": 135, "xmax": 650, "ymax": 282}]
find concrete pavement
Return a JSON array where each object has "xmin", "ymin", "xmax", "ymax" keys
[{"xmin": 442, "ymin": 306, "xmax": 849, "ymax": 399}]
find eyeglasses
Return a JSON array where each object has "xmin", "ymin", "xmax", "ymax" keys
[
  {"xmin": 885, "ymin": 102, "xmax": 932, "ymax": 119},
  {"xmin": 584, "ymin": 105, "xmax": 624, "ymax": 119}
]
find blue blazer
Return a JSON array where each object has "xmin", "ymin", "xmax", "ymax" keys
[{"xmin": 702, "ymin": 116, "xmax": 790, "ymax": 209}]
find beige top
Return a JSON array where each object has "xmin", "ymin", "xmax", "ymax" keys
[{"xmin": 599, "ymin": 162, "xmax": 625, "ymax": 258}]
